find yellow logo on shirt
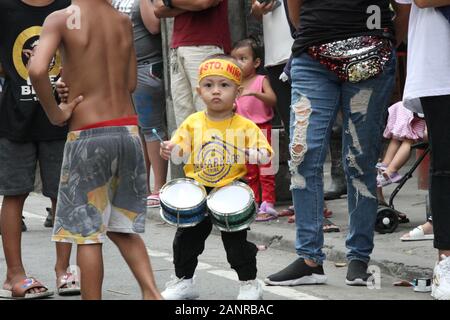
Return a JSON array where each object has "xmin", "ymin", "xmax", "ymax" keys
[{"xmin": 12, "ymin": 26, "xmax": 62, "ymax": 81}]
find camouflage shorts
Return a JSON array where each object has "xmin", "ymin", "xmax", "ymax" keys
[{"xmin": 52, "ymin": 125, "xmax": 148, "ymax": 244}]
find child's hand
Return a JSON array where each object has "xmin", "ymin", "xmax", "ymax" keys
[
  {"xmin": 56, "ymin": 78, "xmax": 69, "ymax": 103},
  {"xmin": 245, "ymin": 148, "xmax": 271, "ymax": 165},
  {"xmin": 160, "ymin": 141, "xmax": 175, "ymax": 160}
]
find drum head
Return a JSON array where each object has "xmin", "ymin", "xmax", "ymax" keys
[
  {"xmin": 160, "ymin": 179, "xmax": 206, "ymax": 209},
  {"xmin": 208, "ymin": 184, "xmax": 252, "ymax": 214}
]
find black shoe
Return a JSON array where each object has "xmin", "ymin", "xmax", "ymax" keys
[
  {"xmin": 345, "ymin": 260, "xmax": 371, "ymax": 286},
  {"xmin": 44, "ymin": 207, "xmax": 53, "ymax": 228},
  {"xmin": 324, "ymin": 182, "xmax": 347, "ymax": 200},
  {"xmin": 21, "ymin": 216, "xmax": 27, "ymax": 232},
  {"xmin": 264, "ymin": 258, "xmax": 327, "ymax": 286}
]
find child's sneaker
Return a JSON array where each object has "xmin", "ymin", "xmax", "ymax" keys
[
  {"xmin": 161, "ymin": 276, "xmax": 200, "ymax": 300},
  {"xmin": 377, "ymin": 171, "xmax": 402, "ymax": 187},
  {"xmin": 431, "ymin": 255, "xmax": 450, "ymax": 300},
  {"xmin": 237, "ymin": 280, "xmax": 263, "ymax": 300}
]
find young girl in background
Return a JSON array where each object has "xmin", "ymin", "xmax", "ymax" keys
[
  {"xmin": 377, "ymin": 101, "xmax": 427, "ymax": 187},
  {"xmin": 232, "ymin": 39, "xmax": 278, "ymax": 221}
]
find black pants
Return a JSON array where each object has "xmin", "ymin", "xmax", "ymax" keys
[
  {"xmin": 421, "ymin": 95, "xmax": 450, "ymax": 250},
  {"xmin": 267, "ymin": 64, "xmax": 292, "ymax": 135},
  {"xmin": 173, "ymin": 217, "xmax": 258, "ymax": 281}
]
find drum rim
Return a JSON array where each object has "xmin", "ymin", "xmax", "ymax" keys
[
  {"xmin": 160, "ymin": 178, "xmax": 207, "ymax": 211},
  {"xmin": 159, "ymin": 208, "xmax": 205, "ymax": 228},
  {"xmin": 212, "ymin": 214, "xmax": 256, "ymax": 232},
  {"xmin": 206, "ymin": 181, "xmax": 255, "ymax": 215}
]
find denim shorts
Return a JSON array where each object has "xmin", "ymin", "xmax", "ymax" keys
[
  {"xmin": 0, "ymin": 138, "xmax": 65, "ymax": 198},
  {"xmin": 132, "ymin": 61, "xmax": 167, "ymax": 142}
]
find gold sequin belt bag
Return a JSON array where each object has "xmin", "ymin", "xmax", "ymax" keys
[{"xmin": 308, "ymin": 35, "xmax": 393, "ymax": 83}]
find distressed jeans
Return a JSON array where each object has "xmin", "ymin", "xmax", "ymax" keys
[{"xmin": 289, "ymin": 52, "xmax": 396, "ymax": 264}]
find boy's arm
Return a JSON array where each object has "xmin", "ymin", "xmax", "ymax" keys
[
  {"xmin": 28, "ymin": 12, "xmax": 83, "ymax": 126},
  {"xmin": 414, "ymin": 0, "xmax": 450, "ymax": 7},
  {"xmin": 241, "ymin": 77, "xmax": 277, "ymax": 108},
  {"xmin": 140, "ymin": 0, "xmax": 161, "ymax": 34}
]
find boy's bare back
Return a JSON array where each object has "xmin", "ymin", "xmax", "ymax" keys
[{"xmin": 54, "ymin": 0, "xmax": 136, "ymax": 130}]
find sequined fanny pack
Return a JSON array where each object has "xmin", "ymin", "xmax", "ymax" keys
[{"xmin": 308, "ymin": 36, "xmax": 392, "ymax": 83}]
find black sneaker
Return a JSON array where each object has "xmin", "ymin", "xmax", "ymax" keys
[
  {"xmin": 264, "ymin": 258, "xmax": 327, "ymax": 286},
  {"xmin": 44, "ymin": 207, "xmax": 53, "ymax": 228},
  {"xmin": 345, "ymin": 260, "xmax": 371, "ymax": 286}
]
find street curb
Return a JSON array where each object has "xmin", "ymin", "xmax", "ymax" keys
[{"xmin": 146, "ymin": 209, "xmax": 433, "ymax": 281}]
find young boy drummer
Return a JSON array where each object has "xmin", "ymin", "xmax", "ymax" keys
[{"xmin": 160, "ymin": 55, "xmax": 273, "ymax": 300}]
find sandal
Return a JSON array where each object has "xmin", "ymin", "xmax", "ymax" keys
[
  {"xmin": 56, "ymin": 272, "xmax": 81, "ymax": 296},
  {"xmin": 147, "ymin": 193, "xmax": 160, "ymax": 208},
  {"xmin": 377, "ymin": 171, "xmax": 403, "ymax": 187},
  {"xmin": 400, "ymin": 225, "xmax": 434, "ymax": 241},
  {"xmin": 278, "ymin": 205, "xmax": 295, "ymax": 217},
  {"xmin": 323, "ymin": 218, "xmax": 340, "ymax": 233},
  {"xmin": 0, "ymin": 277, "xmax": 53, "ymax": 299},
  {"xmin": 256, "ymin": 202, "xmax": 278, "ymax": 222}
]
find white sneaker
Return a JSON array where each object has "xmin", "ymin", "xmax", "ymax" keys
[
  {"xmin": 237, "ymin": 280, "xmax": 263, "ymax": 300},
  {"xmin": 161, "ymin": 276, "xmax": 200, "ymax": 300},
  {"xmin": 431, "ymin": 255, "xmax": 450, "ymax": 300}
]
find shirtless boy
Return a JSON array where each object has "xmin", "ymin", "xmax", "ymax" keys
[{"xmin": 28, "ymin": 0, "xmax": 162, "ymax": 300}]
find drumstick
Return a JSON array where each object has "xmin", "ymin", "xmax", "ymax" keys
[
  {"xmin": 152, "ymin": 129, "xmax": 164, "ymax": 143},
  {"xmin": 211, "ymin": 135, "xmax": 246, "ymax": 155}
]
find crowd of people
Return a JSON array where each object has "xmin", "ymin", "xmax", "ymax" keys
[{"xmin": 0, "ymin": 0, "xmax": 449, "ymax": 301}]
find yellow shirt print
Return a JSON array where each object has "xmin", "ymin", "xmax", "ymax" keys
[{"xmin": 171, "ymin": 111, "xmax": 273, "ymax": 188}]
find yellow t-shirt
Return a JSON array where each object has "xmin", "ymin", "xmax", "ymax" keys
[{"xmin": 171, "ymin": 111, "xmax": 273, "ymax": 188}]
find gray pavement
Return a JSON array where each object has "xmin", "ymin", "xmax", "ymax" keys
[{"xmin": 0, "ymin": 158, "xmax": 436, "ymax": 300}]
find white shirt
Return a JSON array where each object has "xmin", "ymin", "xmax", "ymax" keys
[
  {"xmin": 262, "ymin": 1, "xmax": 294, "ymax": 67},
  {"xmin": 398, "ymin": 0, "xmax": 450, "ymax": 112}
]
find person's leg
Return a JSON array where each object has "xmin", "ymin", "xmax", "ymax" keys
[
  {"xmin": 170, "ymin": 48, "xmax": 197, "ymax": 127},
  {"xmin": 51, "ymin": 197, "xmax": 72, "ymax": 281},
  {"xmin": 266, "ymin": 64, "xmax": 292, "ymax": 134},
  {"xmin": 341, "ymin": 54, "xmax": 396, "ymax": 265},
  {"xmin": 246, "ymin": 164, "xmax": 261, "ymax": 204},
  {"xmin": 0, "ymin": 138, "xmax": 46, "ymax": 294},
  {"xmin": 381, "ymin": 138, "xmax": 402, "ymax": 166},
  {"xmin": 77, "ymin": 244, "xmax": 103, "ymax": 300},
  {"xmin": 221, "ymin": 229, "xmax": 258, "ymax": 280},
  {"xmin": 180, "ymin": 45, "xmax": 224, "ymax": 113},
  {"xmin": 266, "ymin": 53, "xmax": 341, "ymax": 286},
  {"xmin": 384, "ymin": 139, "xmax": 413, "ymax": 175},
  {"xmin": 324, "ymin": 112, "xmax": 347, "ymax": 200},
  {"xmin": 173, "ymin": 218, "xmax": 213, "ymax": 279},
  {"xmin": 421, "ymin": 95, "xmax": 450, "ymax": 257},
  {"xmin": 107, "ymin": 232, "xmax": 161, "ymax": 299},
  {"xmin": 132, "ymin": 63, "xmax": 168, "ymax": 197},
  {"xmin": 38, "ymin": 140, "xmax": 74, "ymax": 286},
  {"xmin": 259, "ymin": 123, "xmax": 276, "ymax": 206},
  {"xmin": 288, "ymin": 54, "xmax": 341, "ymax": 267}
]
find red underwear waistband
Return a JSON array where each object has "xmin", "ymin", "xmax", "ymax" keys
[{"xmin": 77, "ymin": 116, "xmax": 138, "ymax": 131}]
